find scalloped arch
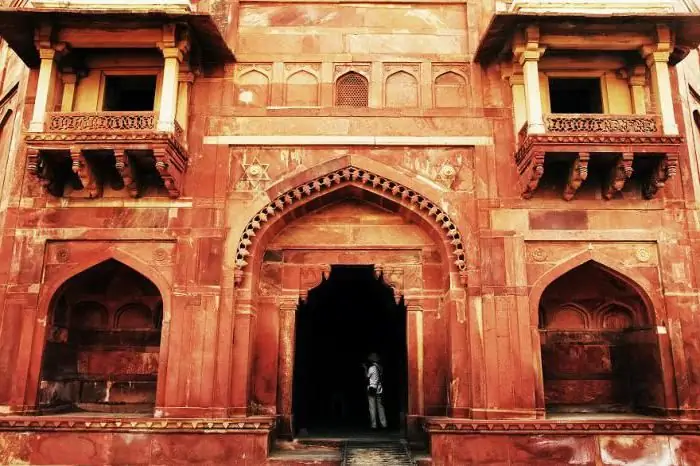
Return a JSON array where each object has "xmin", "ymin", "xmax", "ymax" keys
[{"xmin": 234, "ymin": 165, "xmax": 467, "ymax": 274}]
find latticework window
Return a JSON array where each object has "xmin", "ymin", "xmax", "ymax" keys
[{"xmin": 335, "ymin": 72, "xmax": 369, "ymax": 107}]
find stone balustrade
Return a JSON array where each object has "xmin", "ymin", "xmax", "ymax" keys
[
  {"xmin": 543, "ymin": 114, "xmax": 660, "ymax": 134},
  {"xmin": 46, "ymin": 111, "xmax": 157, "ymax": 133}
]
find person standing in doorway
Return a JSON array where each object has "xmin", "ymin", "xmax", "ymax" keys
[{"xmin": 363, "ymin": 352, "xmax": 387, "ymax": 429}]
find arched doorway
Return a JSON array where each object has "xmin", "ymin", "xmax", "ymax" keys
[
  {"xmin": 38, "ymin": 259, "xmax": 163, "ymax": 414},
  {"xmin": 537, "ymin": 260, "xmax": 664, "ymax": 415},
  {"xmin": 292, "ymin": 265, "xmax": 408, "ymax": 434}
]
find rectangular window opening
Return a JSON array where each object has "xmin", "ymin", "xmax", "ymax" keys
[
  {"xmin": 549, "ymin": 77, "xmax": 603, "ymax": 114},
  {"xmin": 102, "ymin": 75, "xmax": 157, "ymax": 112}
]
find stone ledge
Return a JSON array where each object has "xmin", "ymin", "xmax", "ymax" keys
[
  {"xmin": 424, "ymin": 417, "xmax": 700, "ymax": 434},
  {"xmin": 0, "ymin": 415, "xmax": 276, "ymax": 433},
  {"xmin": 203, "ymin": 135, "xmax": 494, "ymax": 146}
]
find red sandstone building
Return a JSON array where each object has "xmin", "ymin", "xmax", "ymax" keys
[{"xmin": 0, "ymin": 0, "xmax": 700, "ymax": 464}]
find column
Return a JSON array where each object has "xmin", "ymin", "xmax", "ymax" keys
[
  {"xmin": 629, "ymin": 65, "xmax": 647, "ymax": 115},
  {"xmin": 642, "ymin": 26, "xmax": 679, "ymax": 135},
  {"xmin": 277, "ymin": 299, "xmax": 297, "ymax": 438},
  {"xmin": 176, "ymin": 71, "xmax": 194, "ymax": 140},
  {"xmin": 158, "ymin": 47, "xmax": 183, "ymax": 132},
  {"xmin": 60, "ymin": 73, "xmax": 77, "ymax": 112},
  {"xmin": 508, "ymin": 72, "xmax": 527, "ymax": 136},
  {"xmin": 405, "ymin": 298, "xmax": 424, "ymax": 439},
  {"xmin": 515, "ymin": 26, "xmax": 545, "ymax": 134},
  {"xmin": 29, "ymin": 48, "xmax": 58, "ymax": 132}
]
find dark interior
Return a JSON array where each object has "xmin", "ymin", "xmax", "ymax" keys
[
  {"xmin": 102, "ymin": 75, "xmax": 157, "ymax": 111},
  {"xmin": 549, "ymin": 77, "xmax": 603, "ymax": 114},
  {"xmin": 293, "ymin": 265, "xmax": 407, "ymax": 434}
]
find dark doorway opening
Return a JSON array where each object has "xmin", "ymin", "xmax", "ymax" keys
[
  {"xmin": 293, "ymin": 265, "xmax": 408, "ymax": 435},
  {"xmin": 103, "ymin": 75, "xmax": 157, "ymax": 111},
  {"xmin": 549, "ymin": 77, "xmax": 603, "ymax": 114}
]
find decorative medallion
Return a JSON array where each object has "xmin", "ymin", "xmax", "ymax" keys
[
  {"xmin": 152, "ymin": 248, "xmax": 170, "ymax": 263},
  {"xmin": 531, "ymin": 247, "xmax": 548, "ymax": 262},
  {"xmin": 436, "ymin": 163, "xmax": 458, "ymax": 189},
  {"xmin": 240, "ymin": 156, "xmax": 271, "ymax": 191},
  {"xmin": 635, "ymin": 248, "xmax": 651, "ymax": 263},
  {"xmin": 55, "ymin": 248, "xmax": 70, "ymax": 263}
]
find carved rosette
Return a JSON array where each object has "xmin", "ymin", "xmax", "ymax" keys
[
  {"xmin": 234, "ymin": 166, "xmax": 468, "ymax": 274},
  {"xmin": 563, "ymin": 152, "xmax": 589, "ymax": 201}
]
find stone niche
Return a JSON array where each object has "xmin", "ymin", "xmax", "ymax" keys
[
  {"xmin": 39, "ymin": 259, "xmax": 163, "ymax": 414},
  {"xmin": 538, "ymin": 261, "xmax": 664, "ymax": 414}
]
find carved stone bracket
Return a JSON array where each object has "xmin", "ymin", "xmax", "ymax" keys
[
  {"xmin": 603, "ymin": 152, "xmax": 634, "ymax": 200},
  {"xmin": 563, "ymin": 152, "xmax": 589, "ymax": 201},
  {"xmin": 643, "ymin": 153, "xmax": 678, "ymax": 199},
  {"xmin": 520, "ymin": 151, "xmax": 545, "ymax": 199},
  {"xmin": 114, "ymin": 150, "xmax": 141, "ymax": 198},
  {"xmin": 70, "ymin": 148, "xmax": 102, "ymax": 198},
  {"xmin": 374, "ymin": 264, "xmax": 404, "ymax": 304},
  {"xmin": 27, "ymin": 148, "xmax": 58, "ymax": 196},
  {"xmin": 154, "ymin": 146, "xmax": 186, "ymax": 198},
  {"xmin": 299, "ymin": 264, "xmax": 331, "ymax": 301}
]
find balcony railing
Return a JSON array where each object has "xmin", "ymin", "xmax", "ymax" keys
[
  {"xmin": 46, "ymin": 111, "xmax": 157, "ymax": 133},
  {"xmin": 544, "ymin": 114, "xmax": 659, "ymax": 134}
]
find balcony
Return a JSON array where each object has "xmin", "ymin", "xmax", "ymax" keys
[
  {"xmin": 516, "ymin": 113, "xmax": 682, "ymax": 200},
  {"xmin": 25, "ymin": 112, "xmax": 188, "ymax": 199}
]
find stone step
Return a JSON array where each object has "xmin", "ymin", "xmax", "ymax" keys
[{"xmin": 343, "ymin": 440, "xmax": 415, "ymax": 466}]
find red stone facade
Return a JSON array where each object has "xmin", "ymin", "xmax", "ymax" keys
[{"xmin": 0, "ymin": 0, "xmax": 699, "ymax": 464}]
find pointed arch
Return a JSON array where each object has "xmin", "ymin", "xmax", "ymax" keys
[
  {"xmin": 37, "ymin": 248, "xmax": 172, "ymax": 322},
  {"xmin": 434, "ymin": 71, "xmax": 467, "ymax": 108},
  {"xmin": 285, "ymin": 69, "xmax": 319, "ymax": 106},
  {"xmin": 385, "ymin": 70, "xmax": 418, "ymax": 108},
  {"xmin": 529, "ymin": 249, "xmax": 657, "ymax": 326},
  {"xmin": 335, "ymin": 71, "xmax": 368, "ymax": 107},
  {"xmin": 237, "ymin": 69, "xmax": 270, "ymax": 107},
  {"xmin": 233, "ymin": 162, "xmax": 468, "ymax": 289}
]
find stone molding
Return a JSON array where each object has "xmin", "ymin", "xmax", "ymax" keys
[
  {"xmin": 424, "ymin": 417, "xmax": 700, "ymax": 434},
  {"xmin": 0, "ymin": 416, "xmax": 275, "ymax": 433},
  {"xmin": 203, "ymin": 135, "xmax": 494, "ymax": 146},
  {"xmin": 234, "ymin": 166, "xmax": 467, "ymax": 282}
]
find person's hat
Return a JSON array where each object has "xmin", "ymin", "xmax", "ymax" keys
[{"xmin": 368, "ymin": 353, "xmax": 380, "ymax": 362}]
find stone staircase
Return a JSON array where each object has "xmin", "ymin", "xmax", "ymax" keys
[{"xmin": 268, "ymin": 438, "xmax": 425, "ymax": 466}]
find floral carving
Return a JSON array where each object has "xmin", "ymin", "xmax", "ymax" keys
[
  {"xmin": 47, "ymin": 112, "xmax": 156, "ymax": 132},
  {"xmin": 235, "ymin": 166, "xmax": 467, "ymax": 274},
  {"xmin": 544, "ymin": 114, "xmax": 658, "ymax": 134}
]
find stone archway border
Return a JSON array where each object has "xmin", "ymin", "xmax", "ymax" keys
[{"xmin": 234, "ymin": 165, "xmax": 467, "ymax": 276}]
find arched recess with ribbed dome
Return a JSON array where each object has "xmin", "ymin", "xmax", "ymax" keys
[{"xmin": 536, "ymin": 259, "xmax": 673, "ymax": 417}]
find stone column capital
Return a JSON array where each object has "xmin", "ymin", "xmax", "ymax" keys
[{"xmin": 159, "ymin": 46, "xmax": 184, "ymax": 63}]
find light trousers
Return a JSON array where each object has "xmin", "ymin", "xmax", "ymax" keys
[{"xmin": 368, "ymin": 393, "xmax": 387, "ymax": 428}]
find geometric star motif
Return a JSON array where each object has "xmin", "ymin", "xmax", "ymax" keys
[{"xmin": 241, "ymin": 156, "xmax": 271, "ymax": 191}]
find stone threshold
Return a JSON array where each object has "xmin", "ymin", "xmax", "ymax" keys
[
  {"xmin": 424, "ymin": 416, "xmax": 700, "ymax": 434},
  {"xmin": 203, "ymin": 135, "xmax": 494, "ymax": 146}
]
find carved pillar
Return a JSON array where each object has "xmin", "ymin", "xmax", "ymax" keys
[
  {"xmin": 508, "ymin": 72, "xmax": 527, "ymax": 137},
  {"xmin": 514, "ymin": 26, "xmax": 546, "ymax": 135},
  {"xmin": 230, "ymin": 300, "xmax": 256, "ymax": 415},
  {"xmin": 628, "ymin": 65, "xmax": 647, "ymax": 115},
  {"xmin": 158, "ymin": 47, "xmax": 182, "ymax": 133},
  {"xmin": 404, "ymin": 297, "xmax": 424, "ymax": 439},
  {"xmin": 642, "ymin": 26, "xmax": 678, "ymax": 135},
  {"xmin": 176, "ymin": 70, "xmax": 194, "ymax": 141},
  {"xmin": 29, "ymin": 48, "xmax": 60, "ymax": 132},
  {"xmin": 60, "ymin": 73, "xmax": 77, "ymax": 112},
  {"xmin": 277, "ymin": 298, "xmax": 298, "ymax": 438}
]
